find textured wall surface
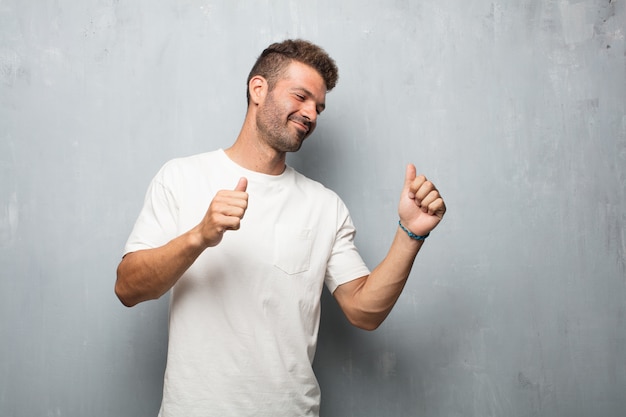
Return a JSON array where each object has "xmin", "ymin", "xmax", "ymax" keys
[{"xmin": 1, "ymin": 1, "xmax": 625, "ymax": 416}]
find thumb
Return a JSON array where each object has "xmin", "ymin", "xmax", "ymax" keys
[
  {"xmin": 234, "ymin": 177, "xmax": 248, "ymax": 192},
  {"xmin": 404, "ymin": 164, "xmax": 416, "ymax": 190}
]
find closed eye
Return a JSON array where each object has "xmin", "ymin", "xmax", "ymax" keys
[{"xmin": 291, "ymin": 88, "xmax": 325, "ymax": 114}]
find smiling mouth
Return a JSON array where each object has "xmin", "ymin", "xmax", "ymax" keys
[{"xmin": 289, "ymin": 117, "xmax": 311, "ymax": 134}]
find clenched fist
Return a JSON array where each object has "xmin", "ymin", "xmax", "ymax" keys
[
  {"xmin": 398, "ymin": 164, "xmax": 446, "ymax": 238},
  {"xmin": 199, "ymin": 177, "xmax": 249, "ymax": 247}
]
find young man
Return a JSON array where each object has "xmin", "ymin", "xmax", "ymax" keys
[{"xmin": 116, "ymin": 39, "xmax": 446, "ymax": 417}]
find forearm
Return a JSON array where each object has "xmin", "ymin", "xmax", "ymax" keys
[
  {"xmin": 336, "ymin": 228, "xmax": 423, "ymax": 330},
  {"xmin": 335, "ymin": 165, "xmax": 445, "ymax": 330},
  {"xmin": 116, "ymin": 180, "xmax": 249, "ymax": 307},
  {"xmin": 115, "ymin": 225, "xmax": 207, "ymax": 307},
  {"xmin": 364, "ymin": 228, "xmax": 423, "ymax": 306}
]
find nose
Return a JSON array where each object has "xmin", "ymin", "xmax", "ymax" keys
[{"xmin": 301, "ymin": 101, "xmax": 318, "ymax": 124}]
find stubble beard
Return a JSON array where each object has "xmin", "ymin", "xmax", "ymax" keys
[{"xmin": 256, "ymin": 93, "xmax": 306, "ymax": 153}]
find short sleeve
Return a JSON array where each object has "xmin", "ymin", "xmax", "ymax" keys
[
  {"xmin": 123, "ymin": 164, "xmax": 180, "ymax": 255},
  {"xmin": 324, "ymin": 200, "xmax": 370, "ymax": 294}
]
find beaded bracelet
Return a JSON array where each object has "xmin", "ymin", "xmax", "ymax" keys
[{"xmin": 398, "ymin": 220, "xmax": 430, "ymax": 241}]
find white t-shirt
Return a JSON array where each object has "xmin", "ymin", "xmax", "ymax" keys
[{"xmin": 124, "ymin": 149, "xmax": 370, "ymax": 417}]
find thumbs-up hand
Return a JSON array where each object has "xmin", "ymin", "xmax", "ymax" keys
[
  {"xmin": 198, "ymin": 177, "xmax": 249, "ymax": 247},
  {"xmin": 398, "ymin": 164, "xmax": 446, "ymax": 238},
  {"xmin": 233, "ymin": 177, "xmax": 248, "ymax": 193}
]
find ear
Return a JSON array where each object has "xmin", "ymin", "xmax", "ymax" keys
[{"xmin": 248, "ymin": 75, "xmax": 268, "ymax": 106}]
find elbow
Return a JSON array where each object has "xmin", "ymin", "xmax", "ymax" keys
[
  {"xmin": 355, "ymin": 321, "xmax": 382, "ymax": 332},
  {"xmin": 114, "ymin": 282, "xmax": 137, "ymax": 307},
  {"xmin": 114, "ymin": 269, "xmax": 162, "ymax": 308},
  {"xmin": 115, "ymin": 262, "xmax": 141, "ymax": 307},
  {"xmin": 345, "ymin": 313, "xmax": 386, "ymax": 331}
]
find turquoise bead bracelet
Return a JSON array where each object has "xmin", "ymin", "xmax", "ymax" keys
[{"xmin": 398, "ymin": 220, "xmax": 429, "ymax": 241}]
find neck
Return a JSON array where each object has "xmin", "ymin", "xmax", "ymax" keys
[{"xmin": 225, "ymin": 113, "xmax": 287, "ymax": 176}]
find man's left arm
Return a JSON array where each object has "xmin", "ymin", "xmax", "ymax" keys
[{"xmin": 333, "ymin": 164, "xmax": 446, "ymax": 330}]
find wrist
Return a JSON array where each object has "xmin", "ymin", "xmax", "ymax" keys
[
  {"xmin": 398, "ymin": 220, "xmax": 429, "ymax": 241},
  {"xmin": 187, "ymin": 225, "xmax": 212, "ymax": 251}
]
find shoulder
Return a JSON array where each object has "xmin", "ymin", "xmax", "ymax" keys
[
  {"xmin": 287, "ymin": 168, "xmax": 351, "ymax": 217},
  {"xmin": 155, "ymin": 150, "xmax": 223, "ymax": 183},
  {"xmin": 161, "ymin": 150, "xmax": 221, "ymax": 171},
  {"xmin": 290, "ymin": 168, "xmax": 340, "ymax": 199}
]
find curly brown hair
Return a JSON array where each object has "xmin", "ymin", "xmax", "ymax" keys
[{"xmin": 246, "ymin": 39, "xmax": 339, "ymax": 103}]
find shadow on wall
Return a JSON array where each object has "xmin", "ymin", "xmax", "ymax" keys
[
  {"xmin": 314, "ymin": 285, "xmax": 476, "ymax": 416},
  {"xmin": 110, "ymin": 295, "xmax": 169, "ymax": 416}
]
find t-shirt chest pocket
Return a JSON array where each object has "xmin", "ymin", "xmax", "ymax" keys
[{"xmin": 273, "ymin": 224, "xmax": 313, "ymax": 275}]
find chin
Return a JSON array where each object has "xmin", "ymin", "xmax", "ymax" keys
[
  {"xmin": 280, "ymin": 135, "xmax": 306, "ymax": 153},
  {"xmin": 284, "ymin": 142, "xmax": 303, "ymax": 153}
]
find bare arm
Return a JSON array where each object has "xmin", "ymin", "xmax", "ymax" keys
[
  {"xmin": 115, "ymin": 177, "xmax": 249, "ymax": 307},
  {"xmin": 115, "ymin": 227, "xmax": 210, "ymax": 307},
  {"xmin": 333, "ymin": 164, "xmax": 446, "ymax": 330}
]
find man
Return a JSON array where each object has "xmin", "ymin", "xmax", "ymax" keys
[{"xmin": 116, "ymin": 39, "xmax": 446, "ymax": 416}]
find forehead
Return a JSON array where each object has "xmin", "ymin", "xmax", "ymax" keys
[{"xmin": 278, "ymin": 61, "xmax": 327, "ymax": 96}]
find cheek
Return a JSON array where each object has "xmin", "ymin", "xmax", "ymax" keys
[{"xmin": 285, "ymin": 101, "xmax": 300, "ymax": 116}]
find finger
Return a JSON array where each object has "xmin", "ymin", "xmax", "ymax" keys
[
  {"xmin": 420, "ymin": 190, "xmax": 441, "ymax": 213},
  {"xmin": 234, "ymin": 177, "xmax": 248, "ymax": 192},
  {"xmin": 212, "ymin": 192, "xmax": 248, "ymax": 210},
  {"xmin": 210, "ymin": 209, "xmax": 245, "ymax": 232},
  {"xmin": 219, "ymin": 204, "xmax": 247, "ymax": 218},
  {"xmin": 226, "ymin": 216, "xmax": 243, "ymax": 230},
  {"xmin": 415, "ymin": 181, "xmax": 437, "ymax": 202},
  {"xmin": 216, "ymin": 215, "xmax": 242, "ymax": 232},
  {"xmin": 208, "ymin": 193, "xmax": 248, "ymax": 228},
  {"xmin": 426, "ymin": 197, "xmax": 446, "ymax": 218}
]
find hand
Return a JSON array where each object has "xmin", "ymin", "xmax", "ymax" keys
[
  {"xmin": 398, "ymin": 164, "xmax": 446, "ymax": 237},
  {"xmin": 198, "ymin": 177, "xmax": 248, "ymax": 247}
]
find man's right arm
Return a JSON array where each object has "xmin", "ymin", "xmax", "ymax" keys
[
  {"xmin": 115, "ymin": 177, "xmax": 249, "ymax": 307},
  {"xmin": 115, "ymin": 227, "xmax": 209, "ymax": 307}
]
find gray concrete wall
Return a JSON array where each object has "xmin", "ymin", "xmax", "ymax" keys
[{"xmin": 1, "ymin": 1, "xmax": 625, "ymax": 416}]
